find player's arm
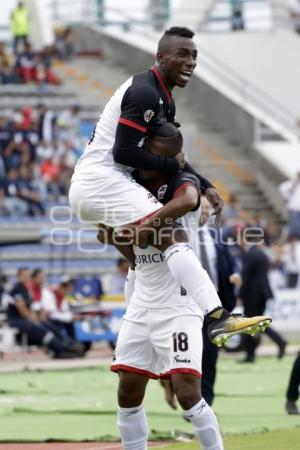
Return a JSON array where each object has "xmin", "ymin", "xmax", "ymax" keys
[
  {"xmin": 97, "ymin": 225, "xmax": 135, "ymax": 265},
  {"xmin": 146, "ymin": 184, "xmax": 199, "ymax": 230},
  {"xmin": 15, "ymin": 297, "xmax": 38, "ymax": 322},
  {"xmin": 113, "ymin": 84, "xmax": 182, "ymax": 172}
]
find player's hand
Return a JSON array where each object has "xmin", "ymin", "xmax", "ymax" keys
[
  {"xmin": 229, "ymin": 273, "xmax": 242, "ymax": 288},
  {"xmin": 175, "ymin": 152, "xmax": 186, "ymax": 170},
  {"xmin": 205, "ymin": 188, "xmax": 224, "ymax": 226},
  {"xmin": 97, "ymin": 224, "xmax": 114, "ymax": 245}
]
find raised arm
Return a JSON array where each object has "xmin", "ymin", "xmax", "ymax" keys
[{"xmin": 113, "ymin": 83, "xmax": 182, "ymax": 172}]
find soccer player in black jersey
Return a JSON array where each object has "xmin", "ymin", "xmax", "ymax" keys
[{"xmin": 70, "ymin": 26, "xmax": 270, "ymax": 354}]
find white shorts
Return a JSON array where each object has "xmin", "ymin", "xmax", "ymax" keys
[
  {"xmin": 69, "ymin": 170, "xmax": 162, "ymax": 228},
  {"xmin": 111, "ymin": 303, "xmax": 203, "ymax": 379}
]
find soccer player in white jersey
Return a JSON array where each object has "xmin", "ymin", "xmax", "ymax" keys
[
  {"xmin": 97, "ymin": 123, "xmax": 271, "ymax": 450},
  {"xmin": 70, "ymin": 26, "xmax": 270, "ymax": 346}
]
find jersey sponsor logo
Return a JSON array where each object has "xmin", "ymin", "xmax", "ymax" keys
[
  {"xmin": 144, "ymin": 109, "xmax": 155, "ymax": 123},
  {"xmin": 157, "ymin": 184, "xmax": 168, "ymax": 200},
  {"xmin": 135, "ymin": 253, "xmax": 165, "ymax": 265},
  {"xmin": 173, "ymin": 354, "xmax": 191, "ymax": 364}
]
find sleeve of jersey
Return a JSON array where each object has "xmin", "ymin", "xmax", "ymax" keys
[
  {"xmin": 184, "ymin": 162, "xmax": 215, "ymax": 194},
  {"xmin": 113, "ymin": 84, "xmax": 179, "ymax": 172},
  {"xmin": 171, "ymin": 173, "xmax": 201, "ymax": 198}
]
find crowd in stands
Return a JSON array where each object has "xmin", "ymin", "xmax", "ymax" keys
[
  {"xmin": 0, "ymin": 1, "xmax": 75, "ymax": 86},
  {"xmin": 0, "ymin": 104, "xmax": 83, "ymax": 217},
  {"xmin": 219, "ymin": 191, "xmax": 300, "ymax": 292},
  {"xmin": 0, "ymin": 40, "xmax": 62, "ymax": 86}
]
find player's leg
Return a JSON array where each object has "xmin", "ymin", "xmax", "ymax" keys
[
  {"xmin": 117, "ymin": 371, "xmax": 149, "ymax": 450},
  {"xmin": 155, "ymin": 228, "xmax": 272, "ymax": 347},
  {"xmin": 111, "ymin": 303, "xmax": 155, "ymax": 449},
  {"xmin": 285, "ymin": 352, "xmax": 300, "ymax": 415},
  {"xmin": 172, "ymin": 373, "xmax": 223, "ymax": 450},
  {"xmin": 157, "ymin": 312, "xmax": 223, "ymax": 450}
]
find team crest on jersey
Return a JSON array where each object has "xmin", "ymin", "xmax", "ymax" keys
[
  {"xmin": 144, "ymin": 109, "xmax": 155, "ymax": 123},
  {"xmin": 157, "ymin": 184, "xmax": 168, "ymax": 200}
]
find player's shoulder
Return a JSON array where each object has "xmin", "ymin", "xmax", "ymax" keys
[
  {"xmin": 169, "ymin": 171, "xmax": 201, "ymax": 192},
  {"xmin": 124, "ymin": 71, "xmax": 159, "ymax": 103}
]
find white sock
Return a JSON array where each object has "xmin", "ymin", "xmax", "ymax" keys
[
  {"xmin": 183, "ymin": 398, "xmax": 224, "ymax": 450},
  {"xmin": 164, "ymin": 243, "xmax": 222, "ymax": 315},
  {"xmin": 117, "ymin": 404, "xmax": 148, "ymax": 450},
  {"xmin": 124, "ymin": 268, "xmax": 136, "ymax": 304}
]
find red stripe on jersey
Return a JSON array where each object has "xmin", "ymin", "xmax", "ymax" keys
[
  {"xmin": 150, "ymin": 65, "xmax": 171, "ymax": 103},
  {"xmin": 119, "ymin": 117, "xmax": 147, "ymax": 133},
  {"xmin": 159, "ymin": 368, "xmax": 202, "ymax": 379},
  {"xmin": 173, "ymin": 182, "xmax": 198, "ymax": 198},
  {"xmin": 111, "ymin": 364, "xmax": 159, "ymax": 379}
]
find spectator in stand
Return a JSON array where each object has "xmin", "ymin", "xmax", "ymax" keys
[
  {"xmin": 290, "ymin": 0, "xmax": 300, "ymax": 34},
  {"xmin": 56, "ymin": 105, "xmax": 81, "ymax": 144},
  {"xmin": 0, "ymin": 42, "xmax": 18, "ymax": 84},
  {"xmin": 16, "ymin": 43, "xmax": 39, "ymax": 84},
  {"xmin": 27, "ymin": 268, "xmax": 47, "ymax": 319},
  {"xmin": 104, "ymin": 258, "xmax": 130, "ymax": 296},
  {"xmin": 282, "ymin": 236, "xmax": 300, "ymax": 288},
  {"xmin": 36, "ymin": 104, "xmax": 56, "ymax": 143},
  {"xmin": 3, "ymin": 135, "xmax": 32, "ymax": 171},
  {"xmin": 1, "ymin": 167, "xmax": 28, "ymax": 216},
  {"xmin": 10, "ymin": 1, "xmax": 30, "ymax": 54},
  {"xmin": 39, "ymin": 46, "xmax": 61, "ymax": 85},
  {"xmin": 0, "ymin": 273, "xmax": 10, "ymax": 310},
  {"xmin": 41, "ymin": 276, "xmax": 82, "ymax": 343},
  {"xmin": 17, "ymin": 164, "xmax": 45, "ymax": 215},
  {"xmin": 231, "ymin": 0, "xmax": 245, "ymax": 31},
  {"xmin": 55, "ymin": 27, "xmax": 75, "ymax": 60},
  {"xmin": 222, "ymin": 194, "xmax": 241, "ymax": 225},
  {"xmin": 0, "ymin": 116, "xmax": 11, "ymax": 152},
  {"xmin": 279, "ymin": 172, "xmax": 300, "ymax": 239},
  {"xmin": 6, "ymin": 267, "xmax": 82, "ymax": 359}
]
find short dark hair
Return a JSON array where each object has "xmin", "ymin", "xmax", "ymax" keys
[
  {"xmin": 163, "ymin": 26, "xmax": 194, "ymax": 39},
  {"xmin": 32, "ymin": 269, "xmax": 43, "ymax": 279},
  {"xmin": 151, "ymin": 122, "xmax": 181, "ymax": 138},
  {"xmin": 18, "ymin": 267, "xmax": 29, "ymax": 276},
  {"xmin": 158, "ymin": 26, "xmax": 195, "ymax": 51}
]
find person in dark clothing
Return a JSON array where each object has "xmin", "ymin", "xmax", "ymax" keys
[
  {"xmin": 162, "ymin": 199, "xmax": 241, "ymax": 407},
  {"xmin": 7, "ymin": 267, "xmax": 82, "ymax": 359},
  {"xmin": 239, "ymin": 231, "xmax": 287, "ymax": 362},
  {"xmin": 199, "ymin": 199, "xmax": 240, "ymax": 405},
  {"xmin": 286, "ymin": 352, "xmax": 300, "ymax": 414}
]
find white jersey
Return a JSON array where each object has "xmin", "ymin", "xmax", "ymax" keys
[
  {"xmin": 71, "ymin": 65, "xmax": 177, "ymax": 181},
  {"xmin": 72, "ymin": 77, "xmax": 133, "ymax": 180},
  {"xmin": 130, "ymin": 208, "xmax": 201, "ymax": 310}
]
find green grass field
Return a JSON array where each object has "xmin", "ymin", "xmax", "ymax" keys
[{"xmin": 0, "ymin": 355, "xmax": 299, "ymax": 449}]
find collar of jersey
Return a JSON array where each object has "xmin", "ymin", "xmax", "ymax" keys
[{"xmin": 150, "ymin": 65, "xmax": 172, "ymax": 104}]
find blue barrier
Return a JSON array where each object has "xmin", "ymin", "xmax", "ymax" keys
[{"xmin": 73, "ymin": 307, "xmax": 125, "ymax": 342}]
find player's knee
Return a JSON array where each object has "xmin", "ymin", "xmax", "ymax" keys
[
  {"xmin": 118, "ymin": 372, "xmax": 148, "ymax": 407},
  {"xmin": 172, "ymin": 374, "xmax": 201, "ymax": 410}
]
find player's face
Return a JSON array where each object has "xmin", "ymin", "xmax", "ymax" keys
[{"xmin": 158, "ymin": 37, "xmax": 197, "ymax": 88}]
